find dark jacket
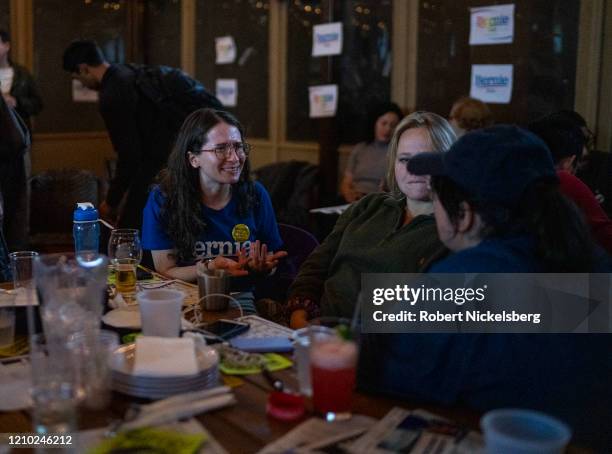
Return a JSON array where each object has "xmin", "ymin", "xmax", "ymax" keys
[
  {"xmin": 288, "ymin": 193, "xmax": 445, "ymax": 318},
  {"xmin": 358, "ymin": 235, "xmax": 612, "ymax": 451},
  {"xmin": 9, "ymin": 64, "xmax": 43, "ymax": 127}
]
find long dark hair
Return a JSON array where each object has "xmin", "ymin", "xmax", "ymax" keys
[
  {"xmin": 157, "ymin": 108, "xmax": 256, "ymax": 262},
  {"xmin": 364, "ymin": 101, "xmax": 403, "ymax": 144},
  {"xmin": 432, "ymin": 176, "xmax": 596, "ymax": 272}
]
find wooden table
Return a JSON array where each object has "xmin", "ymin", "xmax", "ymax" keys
[
  {"xmin": 0, "ymin": 280, "xmax": 593, "ymax": 454},
  {"xmin": 0, "ymin": 356, "xmax": 484, "ymax": 454}
]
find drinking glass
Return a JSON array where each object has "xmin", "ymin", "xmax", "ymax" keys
[
  {"xmin": 108, "ymin": 229, "xmax": 142, "ymax": 302},
  {"xmin": 9, "ymin": 251, "xmax": 39, "ymax": 298},
  {"xmin": 34, "ymin": 253, "xmax": 109, "ymax": 343},
  {"xmin": 309, "ymin": 317, "xmax": 358, "ymax": 421},
  {"xmin": 67, "ymin": 329, "xmax": 119, "ymax": 410},
  {"xmin": 29, "ymin": 334, "xmax": 78, "ymax": 436},
  {"xmin": 0, "ymin": 305, "xmax": 16, "ymax": 348}
]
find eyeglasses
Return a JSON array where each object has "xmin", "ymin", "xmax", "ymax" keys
[{"xmin": 200, "ymin": 142, "xmax": 251, "ymax": 159}]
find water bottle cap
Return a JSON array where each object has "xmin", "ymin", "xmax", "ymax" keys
[{"xmin": 73, "ymin": 202, "xmax": 99, "ymax": 222}]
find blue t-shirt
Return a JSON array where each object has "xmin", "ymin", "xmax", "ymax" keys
[{"xmin": 142, "ymin": 181, "xmax": 283, "ymax": 263}]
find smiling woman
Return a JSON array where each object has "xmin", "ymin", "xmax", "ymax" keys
[{"xmin": 141, "ymin": 108, "xmax": 287, "ymax": 290}]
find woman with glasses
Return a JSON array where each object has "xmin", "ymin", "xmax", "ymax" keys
[{"xmin": 142, "ymin": 108, "xmax": 287, "ymax": 293}]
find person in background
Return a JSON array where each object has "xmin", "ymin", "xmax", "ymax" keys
[
  {"xmin": 141, "ymin": 109, "xmax": 286, "ymax": 313},
  {"xmin": 62, "ymin": 40, "xmax": 221, "ymax": 230},
  {"xmin": 448, "ymin": 96, "xmax": 493, "ymax": 138},
  {"xmin": 0, "ymin": 30, "xmax": 42, "ymax": 129},
  {"xmin": 529, "ymin": 114, "xmax": 612, "ymax": 254},
  {"xmin": 285, "ymin": 112, "xmax": 454, "ymax": 328},
  {"xmin": 359, "ymin": 126, "xmax": 611, "ymax": 451},
  {"xmin": 340, "ymin": 102, "xmax": 403, "ymax": 202},
  {"xmin": 0, "ymin": 30, "xmax": 42, "ymax": 250},
  {"xmin": 554, "ymin": 109, "xmax": 612, "ymax": 218}
]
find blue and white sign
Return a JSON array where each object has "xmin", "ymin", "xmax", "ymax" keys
[
  {"xmin": 469, "ymin": 4, "xmax": 515, "ymax": 45},
  {"xmin": 312, "ymin": 22, "xmax": 343, "ymax": 57},
  {"xmin": 216, "ymin": 79, "xmax": 238, "ymax": 107},
  {"xmin": 470, "ymin": 64, "xmax": 513, "ymax": 104}
]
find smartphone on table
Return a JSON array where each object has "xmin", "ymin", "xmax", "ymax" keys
[{"xmin": 201, "ymin": 319, "xmax": 250, "ymax": 341}]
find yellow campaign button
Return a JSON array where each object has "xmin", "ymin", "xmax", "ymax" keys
[{"xmin": 232, "ymin": 224, "xmax": 250, "ymax": 242}]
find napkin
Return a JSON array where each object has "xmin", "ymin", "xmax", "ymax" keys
[
  {"xmin": 88, "ymin": 427, "xmax": 206, "ymax": 454},
  {"xmin": 133, "ymin": 336, "xmax": 199, "ymax": 377}
]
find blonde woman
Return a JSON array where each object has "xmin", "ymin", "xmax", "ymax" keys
[{"xmin": 285, "ymin": 112, "xmax": 456, "ymax": 328}]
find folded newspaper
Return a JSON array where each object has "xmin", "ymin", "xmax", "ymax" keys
[{"xmin": 258, "ymin": 408, "xmax": 483, "ymax": 453}]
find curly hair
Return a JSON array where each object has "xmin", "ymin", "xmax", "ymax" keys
[{"xmin": 157, "ymin": 108, "xmax": 256, "ymax": 262}]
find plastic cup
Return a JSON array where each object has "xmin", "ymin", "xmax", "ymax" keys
[
  {"xmin": 481, "ymin": 408, "xmax": 572, "ymax": 454},
  {"xmin": 138, "ymin": 289, "xmax": 185, "ymax": 337}
]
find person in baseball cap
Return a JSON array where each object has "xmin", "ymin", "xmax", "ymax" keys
[{"xmin": 407, "ymin": 125, "xmax": 606, "ymax": 272}]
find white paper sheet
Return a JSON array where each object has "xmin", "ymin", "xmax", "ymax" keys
[
  {"xmin": 469, "ymin": 4, "xmax": 515, "ymax": 45},
  {"xmin": 216, "ymin": 79, "xmax": 238, "ymax": 107},
  {"xmin": 308, "ymin": 84, "xmax": 338, "ymax": 118},
  {"xmin": 257, "ymin": 415, "xmax": 376, "ymax": 454},
  {"xmin": 312, "ymin": 22, "xmax": 343, "ymax": 57},
  {"xmin": 470, "ymin": 64, "xmax": 513, "ymax": 104},
  {"xmin": 215, "ymin": 36, "xmax": 237, "ymax": 64}
]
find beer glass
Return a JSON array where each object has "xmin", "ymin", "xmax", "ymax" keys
[{"xmin": 108, "ymin": 229, "xmax": 142, "ymax": 302}]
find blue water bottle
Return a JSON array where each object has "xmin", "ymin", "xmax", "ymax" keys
[{"xmin": 73, "ymin": 202, "xmax": 100, "ymax": 260}]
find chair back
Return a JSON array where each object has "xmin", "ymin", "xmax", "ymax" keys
[
  {"xmin": 277, "ymin": 223, "xmax": 319, "ymax": 279},
  {"xmin": 254, "ymin": 223, "xmax": 319, "ymax": 303},
  {"xmin": 29, "ymin": 169, "xmax": 101, "ymax": 250}
]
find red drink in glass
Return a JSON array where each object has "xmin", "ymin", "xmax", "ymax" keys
[{"xmin": 310, "ymin": 338, "xmax": 358, "ymax": 416}]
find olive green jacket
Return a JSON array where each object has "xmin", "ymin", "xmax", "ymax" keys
[{"xmin": 288, "ymin": 192, "xmax": 446, "ymax": 318}]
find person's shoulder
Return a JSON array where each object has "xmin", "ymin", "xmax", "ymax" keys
[
  {"xmin": 429, "ymin": 237, "xmax": 540, "ymax": 273},
  {"xmin": 146, "ymin": 185, "xmax": 166, "ymax": 206},
  {"xmin": 351, "ymin": 141, "xmax": 370, "ymax": 154},
  {"xmin": 346, "ymin": 192, "xmax": 401, "ymax": 217}
]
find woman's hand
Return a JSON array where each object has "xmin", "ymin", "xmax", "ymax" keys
[
  {"xmin": 244, "ymin": 240, "xmax": 288, "ymax": 274},
  {"xmin": 290, "ymin": 309, "xmax": 308, "ymax": 329},
  {"xmin": 208, "ymin": 255, "xmax": 249, "ymax": 277}
]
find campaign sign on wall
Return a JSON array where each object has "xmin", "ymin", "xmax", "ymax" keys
[
  {"xmin": 308, "ymin": 84, "xmax": 338, "ymax": 118},
  {"xmin": 215, "ymin": 36, "xmax": 237, "ymax": 64},
  {"xmin": 216, "ymin": 79, "xmax": 238, "ymax": 107},
  {"xmin": 470, "ymin": 64, "xmax": 513, "ymax": 104},
  {"xmin": 469, "ymin": 4, "xmax": 515, "ymax": 45},
  {"xmin": 312, "ymin": 22, "xmax": 343, "ymax": 57}
]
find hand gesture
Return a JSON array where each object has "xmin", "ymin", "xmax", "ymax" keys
[
  {"xmin": 208, "ymin": 255, "xmax": 249, "ymax": 277},
  {"xmin": 244, "ymin": 240, "xmax": 288, "ymax": 274}
]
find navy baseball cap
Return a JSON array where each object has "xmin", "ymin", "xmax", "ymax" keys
[{"xmin": 407, "ymin": 125, "xmax": 558, "ymax": 208}]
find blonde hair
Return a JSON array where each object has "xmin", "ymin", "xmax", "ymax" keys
[{"xmin": 386, "ymin": 111, "xmax": 456, "ymax": 197}]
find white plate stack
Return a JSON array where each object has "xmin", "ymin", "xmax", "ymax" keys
[{"xmin": 110, "ymin": 343, "xmax": 220, "ymax": 399}]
